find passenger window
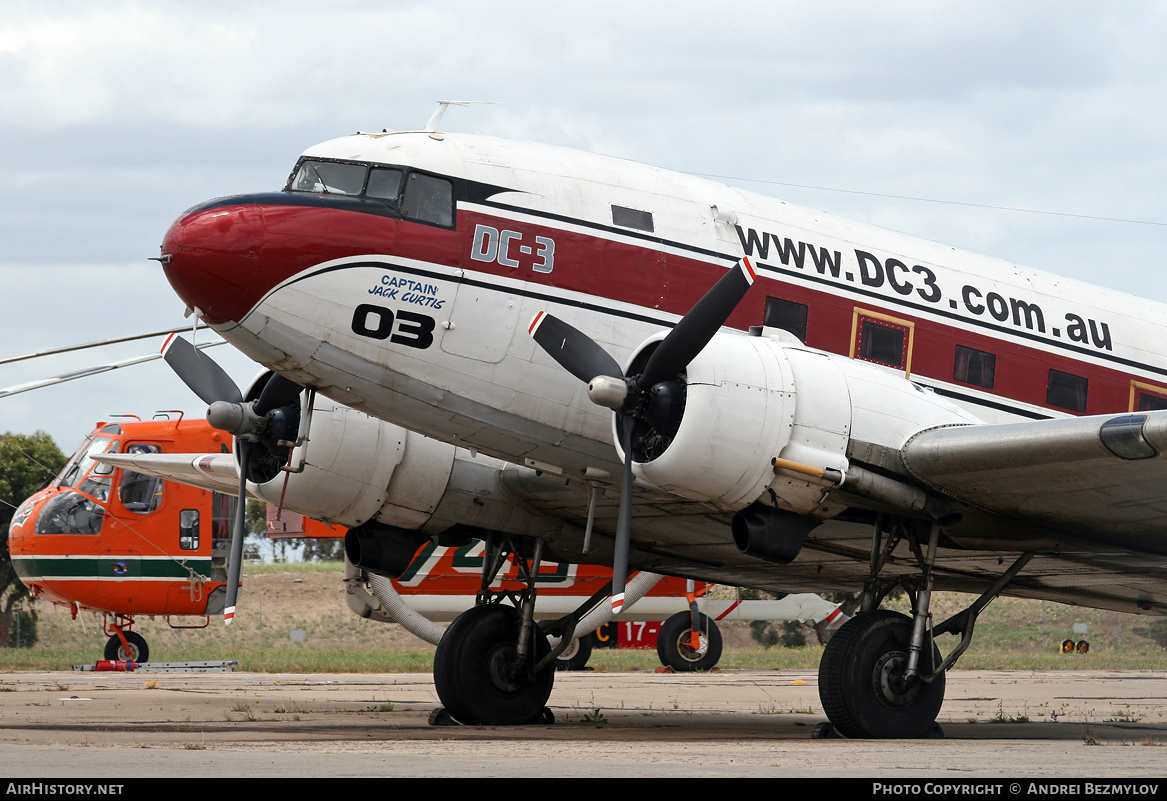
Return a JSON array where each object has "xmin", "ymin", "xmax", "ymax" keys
[
  {"xmin": 764, "ymin": 297, "xmax": 808, "ymax": 342},
  {"xmin": 1047, "ymin": 369, "xmax": 1088, "ymax": 412},
  {"xmin": 853, "ymin": 310, "xmax": 913, "ymax": 375},
  {"xmin": 1131, "ymin": 381, "xmax": 1167, "ymax": 412},
  {"xmin": 953, "ymin": 345, "xmax": 996, "ymax": 389},
  {"xmin": 179, "ymin": 509, "xmax": 200, "ymax": 551},
  {"xmin": 402, "ymin": 173, "xmax": 454, "ymax": 227}
]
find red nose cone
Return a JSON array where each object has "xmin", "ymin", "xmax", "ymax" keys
[{"xmin": 160, "ymin": 203, "xmax": 266, "ymax": 325}]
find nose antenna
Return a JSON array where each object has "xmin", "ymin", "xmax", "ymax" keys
[{"xmin": 423, "ymin": 100, "xmax": 499, "ymax": 132}]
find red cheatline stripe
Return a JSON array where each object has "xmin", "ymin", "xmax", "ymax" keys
[
  {"xmin": 528, "ymin": 311, "xmax": 546, "ymax": 335},
  {"xmin": 715, "ymin": 601, "xmax": 741, "ymax": 621}
]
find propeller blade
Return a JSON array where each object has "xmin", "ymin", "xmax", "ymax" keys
[
  {"xmin": 529, "ymin": 311, "xmax": 623, "ymax": 384},
  {"xmin": 162, "ymin": 333, "xmax": 243, "ymax": 406},
  {"xmin": 610, "ymin": 414, "xmax": 636, "ymax": 614},
  {"xmin": 638, "ymin": 257, "xmax": 756, "ymax": 389},
  {"xmin": 223, "ymin": 438, "xmax": 251, "ymax": 624},
  {"xmin": 254, "ymin": 373, "xmax": 302, "ymax": 416}
]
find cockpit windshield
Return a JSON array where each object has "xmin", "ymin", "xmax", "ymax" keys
[
  {"xmin": 288, "ymin": 160, "xmax": 368, "ymax": 196},
  {"xmin": 58, "ymin": 436, "xmax": 118, "ymax": 492},
  {"xmin": 284, "ymin": 158, "xmax": 452, "ymax": 227}
]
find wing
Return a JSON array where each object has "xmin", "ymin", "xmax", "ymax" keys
[
  {"xmin": 94, "ymin": 452, "xmax": 256, "ymax": 499},
  {"xmin": 902, "ymin": 411, "xmax": 1167, "ymax": 548}
]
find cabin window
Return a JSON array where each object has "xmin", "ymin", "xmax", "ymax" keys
[
  {"xmin": 1130, "ymin": 381, "xmax": 1167, "ymax": 412},
  {"xmin": 852, "ymin": 309, "xmax": 914, "ymax": 376},
  {"xmin": 611, "ymin": 205, "xmax": 654, "ymax": 233},
  {"xmin": 119, "ymin": 444, "xmax": 164, "ymax": 514},
  {"xmin": 179, "ymin": 509, "xmax": 200, "ymax": 551},
  {"xmin": 211, "ymin": 493, "xmax": 236, "ymax": 547},
  {"xmin": 402, "ymin": 172, "xmax": 454, "ymax": 227},
  {"xmin": 953, "ymin": 345, "xmax": 996, "ymax": 389},
  {"xmin": 764, "ymin": 297, "xmax": 808, "ymax": 342},
  {"xmin": 1047, "ymin": 369, "xmax": 1088, "ymax": 412},
  {"xmin": 1139, "ymin": 394, "xmax": 1167, "ymax": 411}
]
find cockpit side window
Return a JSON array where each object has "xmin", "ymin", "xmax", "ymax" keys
[
  {"xmin": 366, "ymin": 167, "xmax": 404, "ymax": 201},
  {"xmin": 402, "ymin": 172, "xmax": 454, "ymax": 227},
  {"xmin": 119, "ymin": 443, "xmax": 164, "ymax": 514}
]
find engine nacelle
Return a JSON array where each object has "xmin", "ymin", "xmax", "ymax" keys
[
  {"xmin": 241, "ymin": 373, "xmax": 455, "ymax": 530},
  {"xmin": 621, "ymin": 329, "xmax": 980, "ymax": 514}
]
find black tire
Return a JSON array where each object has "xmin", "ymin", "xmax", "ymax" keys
[
  {"xmin": 103, "ymin": 631, "xmax": 148, "ymax": 663},
  {"xmin": 818, "ymin": 610, "xmax": 944, "ymax": 739},
  {"xmin": 433, "ymin": 604, "xmax": 554, "ymax": 725},
  {"xmin": 656, "ymin": 611, "xmax": 722, "ymax": 672},
  {"xmin": 554, "ymin": 633, "xmax": 594, "ymax": 671}
]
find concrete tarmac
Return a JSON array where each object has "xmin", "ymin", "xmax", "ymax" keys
[{"xmin": 0, "ymin": 668, "xmax": 1164, "ymax": 779}]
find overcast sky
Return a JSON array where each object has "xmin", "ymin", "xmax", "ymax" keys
[{"xmin": 2, "ymin": 1, "xmax": 1166, "ymax": 456}]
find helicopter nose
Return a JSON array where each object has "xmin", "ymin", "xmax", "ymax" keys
[{"xmin": 159, "ymin": 201, "xmax": 266, "ymax": 325}]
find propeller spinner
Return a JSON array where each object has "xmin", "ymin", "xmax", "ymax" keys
[
  {"xmin": 530, "ymin": 257, "xmax": 756, "ymax": 612},
  {"xmin": 161, "ymin": 334, "xmax": 303, "ymax": 623}
]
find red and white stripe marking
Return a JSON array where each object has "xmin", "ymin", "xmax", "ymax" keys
[{"xmin": 738, "ymin": 256, "xmax": 757, "ymax": 285}]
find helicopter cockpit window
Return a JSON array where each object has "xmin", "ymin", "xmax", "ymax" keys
[
  {"xmin": 288, "ymin": 160, "xmax": 368, "ymax": 196},
  {"xmin": 59, "ymin": 436, "xmax": 117, "ymax": 496},
  {"xmin": 35, "ymin": 490, "xmax": 105, "ymax": 536},
  {"xmin": 119, "ymin": 444, "xmax": 164, "ymax": 514}
]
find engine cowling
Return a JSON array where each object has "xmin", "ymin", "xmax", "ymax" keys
[
  {"xmin": 240, "ymin": 373, "xmax": 455, "ymax": 530},
  {"xmin": 619, "ymin": 329, "xmax": 980, "ymax": 514}
]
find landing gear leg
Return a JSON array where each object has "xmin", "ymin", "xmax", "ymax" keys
[
  {"xmin": 819, "ymin": 520, "xmax": 944, "ymax": 739},
  {"xmin": 819, "ymin": 515, "xmax": 1036, "ymax": 739},
  {"xmin": 432, "ymin": 535, "xmax": 555, "ymax": 725}
]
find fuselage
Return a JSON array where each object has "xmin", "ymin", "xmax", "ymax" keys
[{"xmin": 159, "ymin": 130, "xmax": 1167, "ymax": 490}]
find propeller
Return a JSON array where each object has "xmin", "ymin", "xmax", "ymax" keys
[
  {"xmin": 529, "ymin": 257, "xmax": 756, "ymax": 612},
  {"xmin": 161, "ymin": 334, "xmax": 303, "ymax": 623}
]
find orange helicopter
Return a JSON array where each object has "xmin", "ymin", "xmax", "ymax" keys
[{"xmin": 7, "ymin": 413, "xmax": 238, "ymax": 662}]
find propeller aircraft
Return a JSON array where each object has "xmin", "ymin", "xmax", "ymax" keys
[{"xmin": 93, "ymin": 108, "xmax": 1167, "ymax": 738}]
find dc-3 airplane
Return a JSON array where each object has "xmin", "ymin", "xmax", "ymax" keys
[{"xmin": 95, "ymin": 105, "xmax": 1167, "ymax": 738}]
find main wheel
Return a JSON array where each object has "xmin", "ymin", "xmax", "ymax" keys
[
  {"xmin": 104, "ymin": 631, "xmax": 148, "ymax": 663},
  {"xmin": 657, "ymin": 611, "xmax": 723, "ymax": 672},
  {"xmin": 554, "ymin": 632, "xmax": 594, "ymax": 671},
  {"xmin": 818, "ymin": 610, "xmax": 944, "ymax": 739},
  {"xmin": 433, "ymin": 604, "xmax": 554, "ymax": 725}
]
